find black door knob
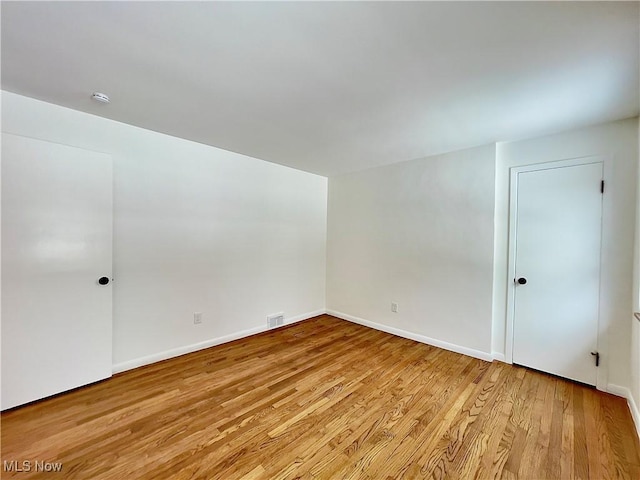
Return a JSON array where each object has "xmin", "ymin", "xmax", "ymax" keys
[
  {"xmin": 98, "ymin": 276, "xmax": 111, "ymax": 286},
  {"xmin": 517, "ymin": 277, "xmax": 527, "ymax": 285}
]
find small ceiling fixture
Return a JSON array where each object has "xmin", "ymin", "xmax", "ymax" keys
[{"xmin": 91, "ymin": 92, "xmax": 110, "ymax": 104}]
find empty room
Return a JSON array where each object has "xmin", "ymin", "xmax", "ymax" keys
[{"xmin": 1, "ymin": 1, "xmax": 640, "ymax": 479}]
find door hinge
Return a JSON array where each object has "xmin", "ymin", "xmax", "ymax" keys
[
  {"xmin": 591, "ymin": 351, "xmax": 600, "ymax": 367},
  {"xmin": 600, "ymin": 180, "xmax": 605, "ymax": 194}
]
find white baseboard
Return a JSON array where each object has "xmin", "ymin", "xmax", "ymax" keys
[
  {"xmin": 607, "ymin": 383, "xmax": 640, "ymax": 440},
  {"xmin": 492, "ymin": 352, "xmax": 507, "ymax": 363},
  {"xmin": 112, "ymin": 309, "xmax": 325, "ymax": 374},
  {"xmin": 606, "ymin": 383, "xmax": 628, "ymax": 397},
  {"xmin": 284, "ymin": 309, "xmax": 325, "ymax": 325},
  {"xmin": 326, "ymin": 309, "xmax": 493, "ymax": 363},
  {"xmin": 630, "ymin": 392, "xmax": 640, "ymax": 440}
]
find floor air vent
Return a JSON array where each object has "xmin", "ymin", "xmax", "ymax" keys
[{"xmin": 267, "ymin": 313, "xmax": 284, "ymax": 328}]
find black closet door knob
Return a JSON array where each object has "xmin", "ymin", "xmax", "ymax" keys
[
  {"xmin": 98, "ymin": 276, "xmax": 111, "ymax": 286},
  {"xmin": 517, "ymin": 277, "xmax": 527, "ymax": 285}
]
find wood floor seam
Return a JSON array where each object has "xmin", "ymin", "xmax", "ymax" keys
[{"xmin": 2, "ymin": 314, "xmax": 639, "ymax": 479}]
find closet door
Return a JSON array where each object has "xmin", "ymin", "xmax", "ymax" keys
[
  {"xmin": 2, "ymin": 133, "xmax": 113, "ymax": 410},
  {"xmin": 511, "ymin": 160, "xmax": 603, "ymax": 386}
]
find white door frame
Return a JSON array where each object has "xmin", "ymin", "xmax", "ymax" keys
[{"xmin": 505, "ymin": 155, "xmax": 608, "ymax": 391}]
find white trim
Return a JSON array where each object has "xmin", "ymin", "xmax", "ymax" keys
[
  {"xmin": 629, "ymin": 395, "xmax": 640, "ymax": 440},
  {"xmin": 507, "ymin": 155, "xmax": 603, "ymax": 174},
  {"xmin": 326, "ymin": 310, "xmax": 493, "ymax": 362},
  {"xmin": 607, "ymin": 384, "xmax": 640, "ymax": 440},
  {"xmin": 285, "ymin": 309, "xmax": 326, "ymax": 324},
  {"xmin": 630, "ymin": 392, "xmax": 640, "ymax": 441},
  {"xmin": 607, "ymin": 383, "xmax": 629, "ymax": 397},
  {"xmin": 112, "ymin": 309, "xmax": 325, "ymax": 374},
  {"xmin": 505, "ymin": 164, "xmax": 518, "ymax": 363},
  {"xmin": 492, "ymin": 352, "xmax": 507, "ymax": 363},
  {"xmin": 505, "ymin": 155, "xmax": 609, "ymax": 391}
]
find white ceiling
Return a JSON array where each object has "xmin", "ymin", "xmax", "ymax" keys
[{"xmin": 2, "ymin": 2, "xmax": 638, "ymax": 176}]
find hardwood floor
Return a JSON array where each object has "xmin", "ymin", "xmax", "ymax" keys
[{"xmin": 2, "ymin": 315, "xmax": 639, "ymax": 479}]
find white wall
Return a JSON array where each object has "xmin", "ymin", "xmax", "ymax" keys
[
  {"xmin": 1, "ymin": 91, "xmax": 327, "ymax": 371},
  {"xmin": 326, "ymin": 145, "xmax": 496, "ymax": 359},
  {"xmin": 3, "ymin": 89, "xmax": 638, "ymax": 407},
  {"xmin": 631, "ymin": 120, "xmax": 640, "ymax": 433},
  {"xmin": 493, "ymin": 118, "xmax": 638, "ymax": 389}
]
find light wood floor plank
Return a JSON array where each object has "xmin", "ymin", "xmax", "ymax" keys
[{"xmin": 2, "ymin": 315, "xmax": 638, "ymax": 479}]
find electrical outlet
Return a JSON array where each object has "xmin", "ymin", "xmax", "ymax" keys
[
  {"xmin": 194, "ymin": 312, "xmax": 203, "ymax": 324},
  {"xmin": 391, "ymin": 302, "xmax": 398, "ymax": 313}
]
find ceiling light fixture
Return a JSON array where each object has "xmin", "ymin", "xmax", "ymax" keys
[{"xmin": 91, "ymin": 92, "xmax": 110, "ymax": 104}]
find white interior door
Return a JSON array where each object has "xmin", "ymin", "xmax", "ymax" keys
[
  {"xmin": 1, "ymin": 133, "xmax": 113, "ymax": 410},
  {"xmin": 512, "ymin": 161, "xmax": 603, "ymax": 386}
]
